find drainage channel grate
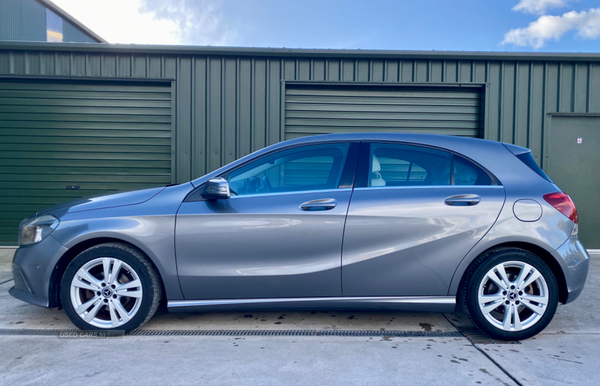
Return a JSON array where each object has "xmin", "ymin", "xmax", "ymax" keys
[
  {"xmin": 130, "ymin": 330, "xmax": 463, "ymax": 337},
  {"xmin": 0, "ymin": 329, "xmax": 463, "ymax": 338},
  {"xmin": 456, "ymin": 327, "xmax": 521, "ymax": 345}
]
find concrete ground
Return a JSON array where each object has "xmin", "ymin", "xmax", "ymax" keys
[{"xmin": 0, "ymin": 247, "xmax": 598, "ymax": 386}]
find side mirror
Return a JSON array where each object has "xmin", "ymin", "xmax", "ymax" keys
[{"xmin": 201, "ymin": 178, "xmax": 230, "ymax": 200}]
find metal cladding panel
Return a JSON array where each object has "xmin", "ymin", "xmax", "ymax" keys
[
  {"xmin": 0, "ymin": 48, "xmax": 600, "ymax": 183},
  {"xmin": 284, "ymin": 85, "xmax": 482, "ymax": 140},
  {"xmin": 0, "ymin": 0, "xmax": 46, "ymax": 42},
  {"xmin": 546, "ymin": 116, "xmax": 600, "ymax": 248},
  {"xmin": 62, "ymin": 22, "xmax": 97, "ymax": 43},
  {"xmin": 0, "ymin": 79, "xmax": 173, "ymax": 244}
]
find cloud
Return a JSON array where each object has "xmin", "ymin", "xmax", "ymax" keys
[
  {"xmin": 139, "ymin": 0, "xmax": 236, "ymax": 46},
  {"xmin": 512, "ymin": 0, "xmax": 573, "ymax": 15},
  {"xmin": 50, "ymin": 0, "xmax": 234, "ymax": 45},
  {"xmin": 502, "ymin": 8, "xmax": 600, "ymax": 48},
  {"xmin": 51, "ymin": 0, "xmax": 181, "ymax": 44}
]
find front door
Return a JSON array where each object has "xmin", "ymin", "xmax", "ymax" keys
[
  {"xmin": 342, "ymin": 142, "xmax": 505, "ymax": 297},
  {"xmin": 176, "ymin": 142, "xmax": 358, "ymax": 300}
]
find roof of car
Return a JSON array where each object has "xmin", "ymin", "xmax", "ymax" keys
[{"xmin": 281, "ymin": 132, "xmax": 500, "ymax": 149}]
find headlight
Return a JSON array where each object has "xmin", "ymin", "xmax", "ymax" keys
[{"xmin": 19, "ymin": 215, "xmax": 60, "ymax": 246}]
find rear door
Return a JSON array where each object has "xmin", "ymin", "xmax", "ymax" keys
[{"xmin": 342, "ymin": 142, "xmax": 505, "ymax": 297}]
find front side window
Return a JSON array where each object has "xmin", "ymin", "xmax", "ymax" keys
[{"xmin": 227, "ymin": 143, "xmax": 350, "ymax": 196}]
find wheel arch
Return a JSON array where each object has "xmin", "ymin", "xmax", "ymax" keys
[
  {"xmin": 49, "ymin": 237, "xmax": 167, "ymax": 308},
  {"xmin": 454, "ymin": 241, "xmax": 569, "ymax": 305}
]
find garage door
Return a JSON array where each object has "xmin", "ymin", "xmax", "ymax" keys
[
  {"xmin": 285, "ymin": 86, "xmax": 482, "ymax": 140},
  {"xmin": 0, "ymin": 80, "xmax": 173, "ymax": 244}
]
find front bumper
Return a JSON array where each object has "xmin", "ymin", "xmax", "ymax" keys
[
  {"xmin": 8, "ymin": 235, "xmax": 68, "ymax": 308},
  {"xmin": 552, "ymin": 236, "xmax": 590, "ymax": 304}
]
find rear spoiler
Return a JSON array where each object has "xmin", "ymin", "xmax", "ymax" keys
[{"xmin": 502, "ymin": 142, "xmax": 530, "ymax": 156}]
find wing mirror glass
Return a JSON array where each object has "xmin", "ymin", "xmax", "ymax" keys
[{"xmin": 201, "ymin": 178, "xmax": 230, "ymax": 200}]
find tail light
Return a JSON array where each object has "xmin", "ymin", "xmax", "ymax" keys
[{"xmin": 543, "ymin": 192, "xmax": 578, "ymax": 223}]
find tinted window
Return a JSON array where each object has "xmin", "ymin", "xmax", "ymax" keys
[
  {"xmin": 369, "ymin": 144, "xmax": 452, "ymax": 187},
  {"xmin": 227, "ymin": 144, "xmax": 349, "ymax": 196},
  {"xmin": 516, "ymin": 152, "xmax": 553, "ymax": 183},
  {"xmin": 454, "ymin": 156, "xmax": 494, "ymax": 186},
  {"xmin": 367, "ymin": 143, "xmax": 496, "ymax": 187}
]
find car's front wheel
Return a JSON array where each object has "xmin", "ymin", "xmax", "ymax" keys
[
  {"xmin": 61, "ymin": 242, "xmax": 162, "ymax": 333},
  {"xmin": 460, "ymin": 247, "xmax": 559, "ymax": 341}
]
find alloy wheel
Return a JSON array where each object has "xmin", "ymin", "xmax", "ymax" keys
[
  {"xmin": 69, "ymin": 257, "xmax": 143, "ymax": 328},
  {"xmin": 477, "ymin": 260, "xmax": 550, "ymax": 332}
]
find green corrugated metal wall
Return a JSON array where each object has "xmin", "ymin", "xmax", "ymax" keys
[
  {"xmin": 1, "ymin": 48, "xmax": 599, "ymax": 181},
  {"xmin": 284, "ymin": 85, "xmax": 482, "ymax": 139},
  {"xmin": 0, "ymin": 79, "xmax": 173, "ymax": 243},
  {"xmin": 1, "ymin": 46, "xmax": 600, "ymax": 244}
]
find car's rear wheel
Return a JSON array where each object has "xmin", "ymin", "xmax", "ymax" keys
[
  {"xmin": 61, "ymin": 242, "xmax": 161, "ymax": 333},
  {"xmin": 460, "ymin": 248, "xmax": 558, "ymax": 341}
]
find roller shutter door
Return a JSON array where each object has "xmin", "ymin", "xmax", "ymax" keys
[
  {"xmin": 285, "ymin": 86, "xmax": 482, "ymax": 140},
  {"xmin": 0, "ymin": 80, "xmax": 173, "ymax": 244}
]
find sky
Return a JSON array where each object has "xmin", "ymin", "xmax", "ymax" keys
[{"xmin": 51, "ymin": 0, "xmax": 600, "ymax": 52}]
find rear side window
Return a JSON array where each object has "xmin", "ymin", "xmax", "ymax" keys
[
  {"xmin": 369, "ymin": 144, "xmax": 451, "ymax": 187},
  {"xmin": 454, "ymin": 156, "xmax": 494, "ymax": 186},
  {"xmin": 366, "ymin": 143, "xmax": 496, "ymax": 187},
  {"xmin": 516, "ymin": 152, "xmax": 553, "ymax": 183}
]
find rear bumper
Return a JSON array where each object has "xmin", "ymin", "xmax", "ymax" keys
[{"xmin": 552, "ymin": 237, "xmax": 590, "ymax": 304}]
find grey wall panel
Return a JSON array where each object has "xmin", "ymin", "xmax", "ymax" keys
[
  {"xmin": 177, "ymin": 57, "xmax": 192, "ymax": 183},
  {"xmin": 237, "ymin": 59, "xmax": 252, "ymax": 159},
  {"xmin": 0, "ymin": 0, "xmax": 46, "ymax": 42},
  {"xmin": 62, "ymin": 21, "xmax": 97, "ymax": 43},
  {"xmin": 592, "ymin": 64, "xmax": 600, "ymax": 112},
  {"xmin": 486, "ymin": 62, "xmax": 501, "ymax": 142},
  {"xmin": 545, "ymin": 63, "xmax": 559, "ymax": 114},
  {"xmin": 1, "ymin": 48, "xmax": 600, "ymax": 183},
  {"xmin": 313, "ymin": 59, "xmax": 326, "ymax": 81},
  {"xmin": 574, "ymin": 63, "xmax": 589, "ymax": 113},
  {"xmin": 191, "ymin": 57, "xmax": 206, "ymax": 178},
  {"xmin": 207, "ymin": 57, "xmax": 222, "ymax": 173},
  {"xmin": 514, "ymin": 62, "xmax": 530, "ymax": 148},
  {"xmin": 223, "ymin": 58, "xmax": 237, "ymax": 165},
  {"xmin": 473, "ymin": 61, "xmax": 486, "ymax": 83},
  {"xmin": 253, "ymin": 59, "xmax": 267, "ymax": 151},
  {"xmin": 529, "ymin": 63, "xmax": 545, "ymax": 160},
  {"xmin": 268, "ymin": 59, "xmax": 281, "ymax": 146},
  {"xmin": 560, "ymin": 63, "xmax": 574, "ymax": 112}
]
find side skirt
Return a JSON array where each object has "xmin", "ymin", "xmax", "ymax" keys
[{"xmin": 167, "ymin": 296, "xmax": 456, "ymax": 313}]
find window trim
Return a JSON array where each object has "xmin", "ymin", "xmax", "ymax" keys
[
  {"xmin": 185, "ymin": 141, "xmax": 360, "ymax": 202},
  {"xmin": 355, "ymin": 141, "xmax": 500, "ymax": 188}
]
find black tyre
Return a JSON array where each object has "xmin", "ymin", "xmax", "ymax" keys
[
  {"xmin": 61, "ymin": 242, "xmax": 162, "ymax": 333},
  {"xmin": 459, "ymin": 247, "xmax": 559, "ymax": 341}
]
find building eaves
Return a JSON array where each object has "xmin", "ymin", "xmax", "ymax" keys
[{"xmin": 1, "ymin": 41, "xmax": 600, "ymax": 62}]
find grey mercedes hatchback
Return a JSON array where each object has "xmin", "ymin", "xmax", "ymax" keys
[{"xmin": 10, "ymin": 133, "xmax": 589, "ymax": 340}]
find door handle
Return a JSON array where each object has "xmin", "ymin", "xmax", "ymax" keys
[
  {"xmin": 300, "ymin": 198, "xmax": 337, "ymax": 211},
  {"xmin": 444, "ymin": 194, "xmax": 481, "ymax": 206}
]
